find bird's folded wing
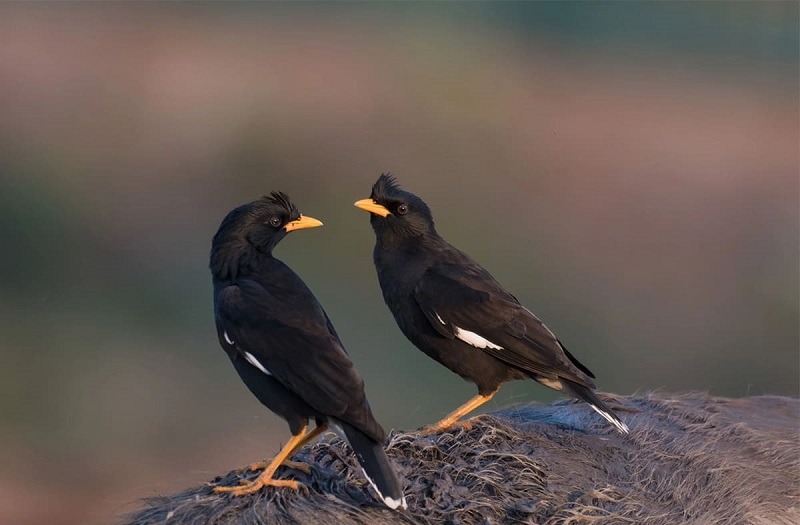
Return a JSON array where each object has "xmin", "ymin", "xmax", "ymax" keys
[
  {"xmin": 413, "ymin": 263, "xmax": 594, "ymax": 387},
  {"xmin": 215, "ymin": 283, "xmax": 367, "ymax": 419}
]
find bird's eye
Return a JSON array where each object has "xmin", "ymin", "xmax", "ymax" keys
[
  {"xmin": 397, "ymin": 204, "xmax": 408, "ymax": 215},
  {"xmin": 269, "ymin": 217, "xmax": 282, "ymax": 228}
]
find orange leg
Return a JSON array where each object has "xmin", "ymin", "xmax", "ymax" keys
[
  {"xmin": 215, "ymin": 425, "xmax": 310, "ymax": 496},
  {"xmin": 287, "ymin": 423, "xmax": 328, "ymax": 456},
  {"xmin": 244, "ymin": 423, "xmax": 329, "ymax": 475},
  {"xmin": 422, "ymin": 389, "xmax": 498, "ymax": 435}
]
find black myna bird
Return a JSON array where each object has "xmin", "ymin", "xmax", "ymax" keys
[
  {"xmin": 355, "ymin": 175, "xmax": 628, "ymax": 435},
  {"xmin": 210, "ymin": 192, "xmax": 406, "ymax": 509}
]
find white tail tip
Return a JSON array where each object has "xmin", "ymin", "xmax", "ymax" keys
[
  {"xmin": 383, "ymin": 495, "xmax": 407, "ymax": 510},
  {"xmin": 361, "ymin": 468, "xmax": 407, "ymax": 510},
  {"xmin": 590, "ymin": 404, "xmax": 630, "ymax": 434}
]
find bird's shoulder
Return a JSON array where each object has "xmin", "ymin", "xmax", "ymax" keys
[
  {"xmin": 216, "ymin": 260, "xmax": 328, "ymax": 326},
  {"xmin": 416, "ymin": 252, "xmax": 516, "ymax": 309}
]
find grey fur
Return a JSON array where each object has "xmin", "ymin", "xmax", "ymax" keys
[{"xmin": 125, "ymin": 392, "xmax": 799, "ymax": 525}]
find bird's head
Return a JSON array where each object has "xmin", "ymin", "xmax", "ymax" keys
[
  {"xmin": 354, "ymin": 174, "xmax": 435, "ymax": 238},
  {"xmin": 210, "ymin": 191, "xmax": 322, "ymax": 279}
]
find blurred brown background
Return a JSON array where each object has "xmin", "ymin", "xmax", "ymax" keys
[{"xmin": 0, "ymin": 3, "xmax": 797, "ymax": 525}]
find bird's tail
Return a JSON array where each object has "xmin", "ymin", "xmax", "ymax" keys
[
  {"xmin": 564, "ymin": 380, "xmax": 629, "ymax": 434},
  {"xmin": 338, "ymin": 422, "xmax": 407, "ymax": 510}
]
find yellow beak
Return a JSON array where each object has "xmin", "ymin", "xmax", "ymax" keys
[
  {"xmin": 284, "ymin": 215, "xmax": 323, "ymax": 232},
  {"xmin": 354, "ymin": 198, "xmax": 391, "ymax": 218}
]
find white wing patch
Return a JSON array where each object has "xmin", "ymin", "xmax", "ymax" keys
[
  {"xmin": 434, "ymin": 312, "xmax": 446, "ymax": 325},
  {"xmin": 244, "ymin": 351, "xmax": 271, "ymax": 376},
  {"xmin": 454, "ymin": 326, "xmax": 504, "ymax": 350},
  {"xmin": 223, "ymin": 331, "xmax": 234, "ymax": 345}
]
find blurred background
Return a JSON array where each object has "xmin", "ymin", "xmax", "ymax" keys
[{"xmin": 0, "ymin": 3, "xmax": 797, "ymax": 524}]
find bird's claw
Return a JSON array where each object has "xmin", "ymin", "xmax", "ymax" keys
[
  {"xmin": 214, "ymin": 477, "xmax": 305, "ymax": 496},
  {"xmin": 456, "ymin": 419, "xmax": 473, "ymax": 431},
  {"xmin": 420, "ymin": 418, "xmax": 474, "ymax": 435},
  {"xmin": 282, "ymin": 460, "xmax": 312, "ymax": 474},
  {"xmin": 238, "ymin": 459, "xmax": 310, "ymax": 475},
  {"xmin": 238, "ymin": 461, "xmax": 268, "ymax": 473}
]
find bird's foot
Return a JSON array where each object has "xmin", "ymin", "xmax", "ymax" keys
[
  {"xmin": 420, "ymin": 418, "xmax": 475, "ymax": 435},
  {"xmin": 238, "ymin": 459, "xmax": 310, "ymax": 475},
  {"xmin": 238, "ymin": 460, "xmax": 268, "ymax": 473},
  {"xmin": 214, "ymin": 475, "xmax": 305, "ymax": 496},
  {"xmin": 282, "ymin": 460, "xmax": 312, "ymax": 474}
]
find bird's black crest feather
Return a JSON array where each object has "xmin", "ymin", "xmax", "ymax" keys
[
  {"xmin": 264, "ymin": 191, "xmax": 298, "ymax": 216},
  {"xmin": 371, "ymin": 173, "xmax": 402, "ymax": 202}
]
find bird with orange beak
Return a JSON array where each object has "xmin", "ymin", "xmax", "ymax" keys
[{"xmin": 355, "ymin": 175, "xmax": 628, "ymax": 435}]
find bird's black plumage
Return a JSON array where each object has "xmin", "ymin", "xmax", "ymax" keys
[
  {"xmin": 210, "ymin": 192, "xmax": 406, "ymax": 508},
  {"xmin": 355, "ymin": 175, "xmax": 628, "ymax": 434}
]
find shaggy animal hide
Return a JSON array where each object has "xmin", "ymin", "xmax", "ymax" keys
[{"xmin": 126, "ymin": 393, "xmax": 799, "ymax": 525}]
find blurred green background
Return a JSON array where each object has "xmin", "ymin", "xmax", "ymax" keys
[{"xmin": 0, "ymin": 3, "xmax": 797, "ymax": 524}]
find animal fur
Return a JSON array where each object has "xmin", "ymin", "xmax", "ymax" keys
[{"xmin": 126, "ymin": 392, "xmax": 799, "ymax": 525}]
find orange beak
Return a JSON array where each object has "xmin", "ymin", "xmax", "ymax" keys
[
  {"xmin": 284, "ymin": 215, "xmax": 323, "ymax": 232},
  {"xmin": 354, "ymin": 198, "xmax": 391, "ymax": 218}
]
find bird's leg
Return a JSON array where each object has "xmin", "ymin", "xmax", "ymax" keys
[
  {"xmin": 243, "ymin": 423, "xmax": 328, "ymax": 474},
  {"xmin": 240, "ymin": 422, "xmax": 329, "ymax": 475},
  {"xmin": 422, "ymin": 390, "xmax": 498, "ymax": 434},
  {"xmin": 280, "ymin": 422, "xmax": 328, "ymax": 474},
  {"xmin": 215, "ymin": 425, "xmax": 309, "ymax": 496}
]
